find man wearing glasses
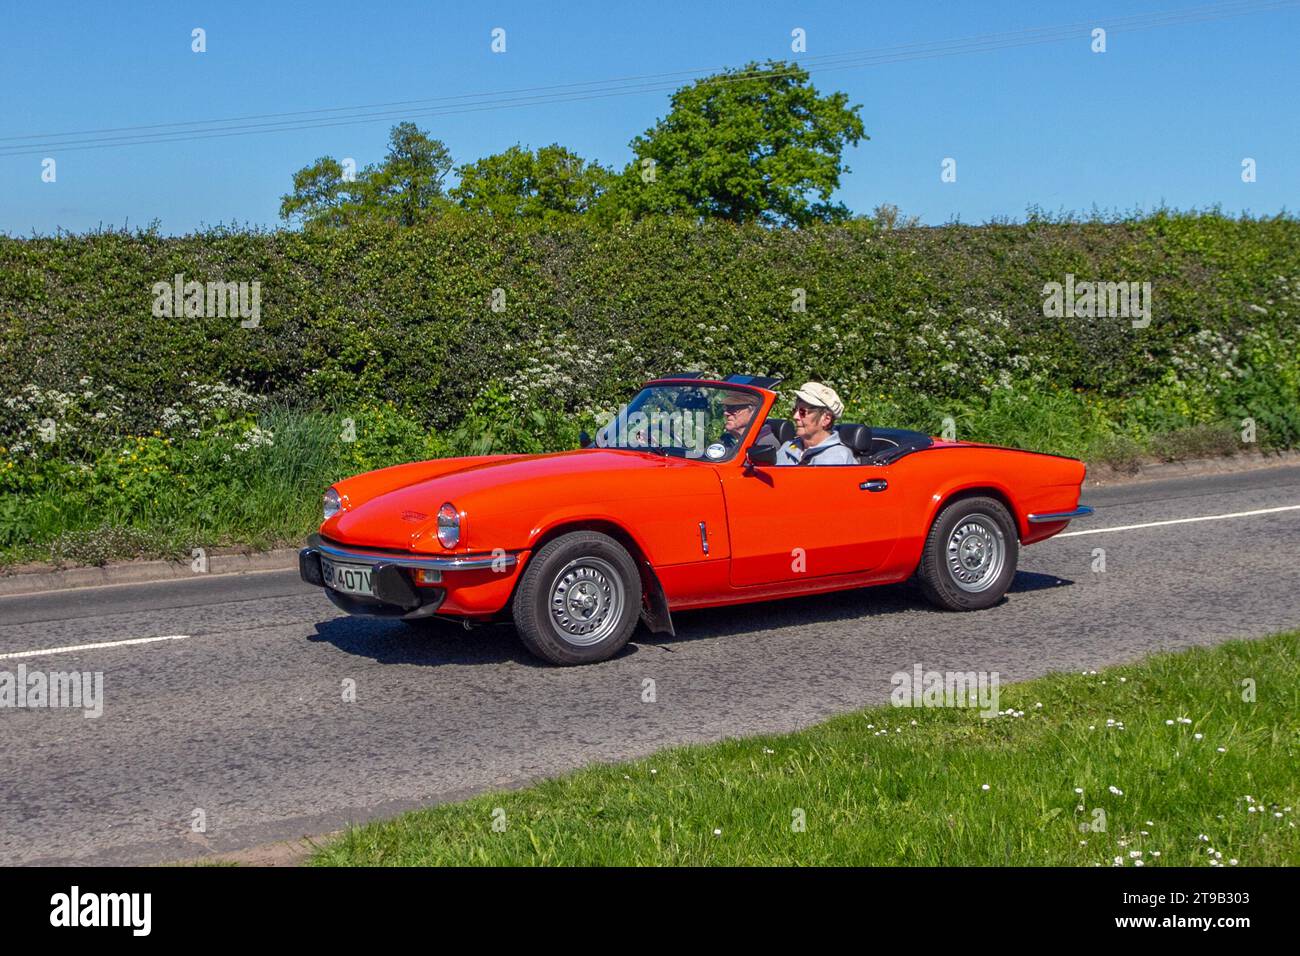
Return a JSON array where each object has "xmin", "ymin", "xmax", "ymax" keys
[
  {"xmin": 776, "ymin": 382, "xmax": 857, "ymax": 466},
  {"xmin": 721, "ymin": 391, "xmax": 777, "ymax": 453}
]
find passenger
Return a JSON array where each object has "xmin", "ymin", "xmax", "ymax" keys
[{"xmin": 776, "ymin": 382, "xmax": 857, "ymax": 466}]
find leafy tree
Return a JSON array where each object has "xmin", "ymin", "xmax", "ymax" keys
[
  {"xmin": 366, "ymin": 122, "xmax": 454, "ymax": 226},
  {"xmin": 868, "ymin": 203, "xmax": 922, "ymax": 230},
  {"xmin": 600, "ymin": 60, "xmax": 867, "ymax": 227},
  {"xmin": 280, "ymin": 123, "xmax": 454, "ymax": 227},
  {"xmin": 451, "ymin": 144, "xmax": 614, "ymax": 221},
  {"xmin": 278, "ymin": 157, "xmax": 360, "ymax": 227}
]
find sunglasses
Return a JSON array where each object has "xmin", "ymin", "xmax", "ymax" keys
[
  {"xmin": 722, "ymin": 404, "xmax": 754, "ymax": 415},
  {"xmin": 793, "ymin": 404, "xmax": 827, "ymax": 418}
]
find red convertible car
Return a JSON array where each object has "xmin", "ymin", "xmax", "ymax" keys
[{"xmin": 300, "ymin": 374, "xmax": 1092, "ymax": 665}]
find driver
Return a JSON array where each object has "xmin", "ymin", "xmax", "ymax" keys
[
  {"xmin": 721, "ymin": 391, "xmax": 778, "ymax": 453},
  {"xmin": 776, "ymin": 382, "xmax": 857, "ymax": 465}
]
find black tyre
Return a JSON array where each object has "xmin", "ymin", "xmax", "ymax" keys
[
  {"xmin": 916, "ymin": 496, "xmax": 1018, "ymax": 611},
  {"xmin": 511, "ymin": 531, "xmax": 642, "ymax": 665}
]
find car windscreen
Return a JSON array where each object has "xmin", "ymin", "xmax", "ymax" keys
[{"xmin": 593, "ymin": 384, "xmax": 763, "ymax": 462}]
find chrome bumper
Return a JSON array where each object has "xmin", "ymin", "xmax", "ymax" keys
[
  {"xmin": 299, "ymin": 534, "xmax": 520, "ymax": 616},
  {"xmin": 1026, "ymin": 505, "xmax": 1095, "ymax": 524},
  {"xmin": 304, "ymin": 533, "xmax": 518, "ymax": 571}
]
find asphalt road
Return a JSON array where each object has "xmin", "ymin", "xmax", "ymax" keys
[{"xmin": 3, "ymin": 464, "xmax": 1299, "ymax": 865}]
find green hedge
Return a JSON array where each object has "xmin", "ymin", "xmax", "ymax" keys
[{"xmin": 3, "ymin": 212, "xmax": 1298, "ymax": 448}]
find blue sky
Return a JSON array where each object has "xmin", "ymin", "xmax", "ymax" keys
[{"xmin": 1, "ymin": 0, "xmax": 1296, "ymax": 235}]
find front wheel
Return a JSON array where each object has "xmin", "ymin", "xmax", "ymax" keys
[
  {"xmin": 511, "ymin": 531, "xmax": 642, "ymax": 665},
  {"xmin": 916, "ymin": 496, "xmax": 1019, "ymax": 611}
]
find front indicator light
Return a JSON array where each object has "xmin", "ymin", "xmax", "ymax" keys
[{"xmin": 415, "ymin": 568, "xmax": 443, "ymax": 586}]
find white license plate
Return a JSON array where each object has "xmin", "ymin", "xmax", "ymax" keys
[{"xmin": 322, "ymin": 559, "xmax": 375, "ymax": 597}]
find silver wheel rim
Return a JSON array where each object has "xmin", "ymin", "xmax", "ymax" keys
[
  {"xmin": 945, "ymin": 513, "xmax": 1006, "ymax": 593},
  {"xmin": 547, "ymin": 556, "xmax": 625, "ymax": 646}
]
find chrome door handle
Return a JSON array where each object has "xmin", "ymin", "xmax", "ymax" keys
[{"xmin": 859, "ymin": 479, "xmax": 888, "ymax": 492}]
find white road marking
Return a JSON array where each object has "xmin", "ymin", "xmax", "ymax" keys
[
  {"xmin": 0, "ymin": 634, "xmax": 190, "ymax": 661},
  {"xmin": 1058, "ymin": 504, "xmax": 1300, "ymax": 538}
]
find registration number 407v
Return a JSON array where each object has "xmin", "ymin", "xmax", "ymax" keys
[{"xmin": 321, "ymin": 559, "xmax": 374, "ymax": 597}]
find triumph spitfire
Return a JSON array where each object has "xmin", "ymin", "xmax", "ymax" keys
[{"xmin": 300, "ymin": 374, "xmax": 1092, "ymax": 665}]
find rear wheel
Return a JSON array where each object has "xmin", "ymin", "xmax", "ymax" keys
[
  {"xmin": 917, "ymin": 496, "xmax": 1018, "ymax": 611},
  {"xmin": 511, "ymin": 531, "xmax": 642, "ymax": 665}
]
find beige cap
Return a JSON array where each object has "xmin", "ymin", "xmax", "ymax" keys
[{"xmin": 793, "ymin": 381, "xmax": 844, "ymax": 418}]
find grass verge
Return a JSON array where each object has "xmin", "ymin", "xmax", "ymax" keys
[{"xmin": 312, "ymin": 632, "xmax": 1300, "ymax": 866}]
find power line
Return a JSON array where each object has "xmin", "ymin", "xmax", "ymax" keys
[
  {"xmin": 1, "ymin": 0, "xmax": 1293, "ymax": 157},
  {"xmin": 3, "ymin": 0, "xmax": 1288, "ymax": 153},
  {"xmin": 3, "ymin": 0, "xmax": 1283, "ymax": 146}
]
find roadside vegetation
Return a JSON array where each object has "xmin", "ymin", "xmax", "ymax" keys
[
  {"xmin": 311, "ymin": 631, "xmax": 1300, "ymax": 866},
  {"xmin": 3, "ymin": 213, "xmax": 1299, "ymax": 567},
  {"xmin": 1, "ymin": 358, "xmax": 1291, "ymax": 568}
]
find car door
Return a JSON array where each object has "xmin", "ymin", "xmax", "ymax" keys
[{"xmin": 719, "ymin": 462, "xmax": 900, "ymax": 586}]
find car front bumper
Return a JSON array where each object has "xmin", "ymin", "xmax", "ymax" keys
[{"xmin": 299, "ymin": 533, "xmax": 526, "ymax": 620}]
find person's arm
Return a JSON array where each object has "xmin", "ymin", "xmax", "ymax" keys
[{"xmin": 775, "ymin": 440, "xmax": 801, "ymax": 465}]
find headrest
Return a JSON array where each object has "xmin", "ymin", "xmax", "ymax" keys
[
  {"xmin": 765, "ymin": 418, "xmax": 796, "ymax": 445},
  {"xmin": 835, "ymin": 423, "xmax": 874, "ymax": 452}
]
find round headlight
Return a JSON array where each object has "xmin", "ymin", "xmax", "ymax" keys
[
  {"xmin": 323, "ymin": 488, "xmax": 342, "ymax": 520},
  {"xmin": 436, "ymin": 502, "xmax": 461, "ymax": 549}
]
